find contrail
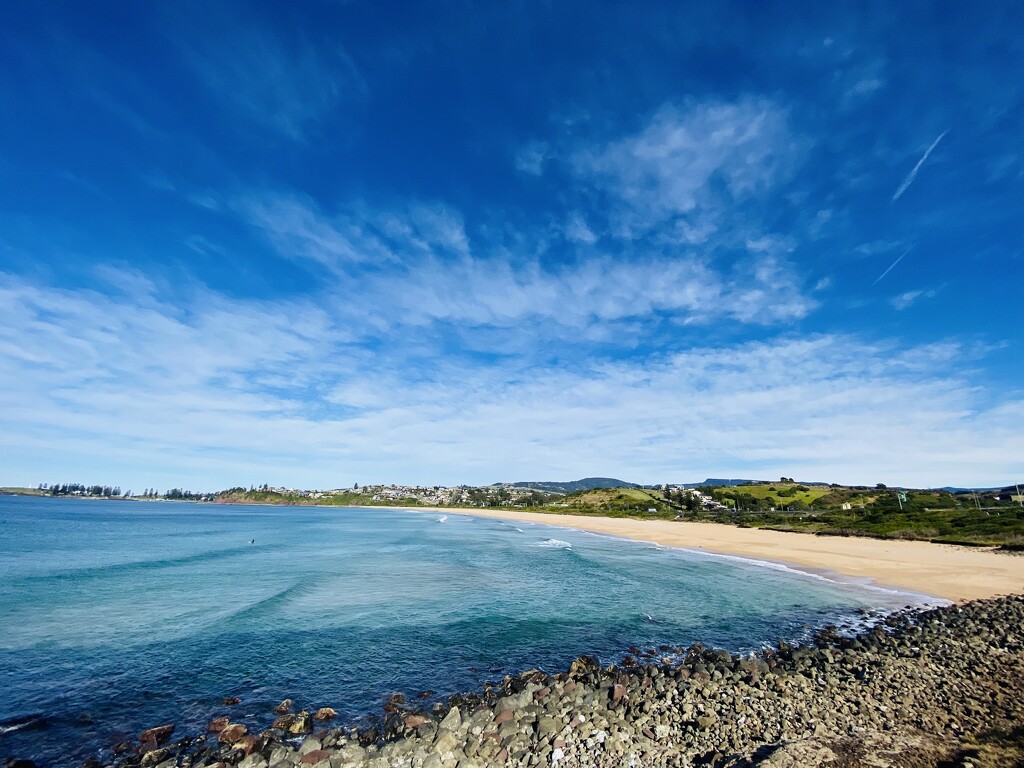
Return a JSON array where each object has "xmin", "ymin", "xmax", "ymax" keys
[
  {"xmin": 872, "ymin": 246, "xmax": 913, "ymax": 285},
  {"xmin": 891, "ymin": 130, "xmax": 948, "ymax": 202}
]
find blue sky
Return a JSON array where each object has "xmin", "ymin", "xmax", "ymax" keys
[{"xmin": 1, "ymin": 1, "xmax": 1021, "ymax": 491}]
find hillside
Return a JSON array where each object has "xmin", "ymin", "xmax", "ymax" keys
[
  {"xmin": 697, "ymin": 482, "xmax": 1024, "ymax": 548},
  {"xmin": 510, "ymin": 477, "xmax": 640, "ymax": 493}
]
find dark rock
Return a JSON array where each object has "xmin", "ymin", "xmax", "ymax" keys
[
  {"xmin": 208, "ymin": 717, "xmax": 230, "ymax": 733},
  {"xmin": 271, "ymin": 714, "xmax": 298, "ymax": 731},
  {"xmin": 286, "ymin": 712, "xmax": 312, "ymax": 735},
  {"xmin": 222, "ymin": 697, "xmax": 241, "ymax": 706},
  {"xmin": 273, "ymin": 699, "xmax": 293, "ymax": 714},
  {"xmin": 217, "ymin": 723, "xmax": 247, "ymax": 744},
  {"xmin": 140, "ymin": 749, "xmax": 169, "ymax": 768},
  {"xmin": 403, "ymin": 713, "xmax": 429, "ymax": 729},
  {"xmin": 139, "ymin": 724, "xmax": 175, "ymax": 748},
  {"xmin": 568, "ymin": 654, "xmax": 601, "ymax": 678}
]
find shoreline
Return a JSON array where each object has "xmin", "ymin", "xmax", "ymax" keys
[
  {"xmin": 17, "ymin": 494, "xmax": 1024, "ymax": 601},
  {"xmin": 397, "ymin": 506, "xmax": 1024, "ymax": 603},
  {"xmin": 44, "ymin": 595, "xmax": 1024, "ymax": 768}
]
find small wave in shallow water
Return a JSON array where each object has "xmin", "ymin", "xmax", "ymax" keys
[{"xmin": 534, "ymin": 538, "xmax": 573, "ymax": 549}]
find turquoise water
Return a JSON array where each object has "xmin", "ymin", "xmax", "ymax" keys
[{"xmin": 0, "ymin": 496, "xmax": 924, "ymax": 765}]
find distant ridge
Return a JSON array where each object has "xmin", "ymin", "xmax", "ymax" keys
[
  {"xmin": 509, "ymin": 477, "xmax": 762, "ymax": 492},
  {"xmin": 510, "ymin": 477, "xmax": 640, "ymax": 493},
  {"xmin": 680, "ymin": 478, "xmax": 756, "ymax": 488}
]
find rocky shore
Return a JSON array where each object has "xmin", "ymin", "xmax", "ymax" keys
[{"xmin": 11, "ymin": 595, "xmax": 1024, "ymax": 768}]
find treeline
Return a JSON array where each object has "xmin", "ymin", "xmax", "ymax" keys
[
  {"xmin": 165, "ymin": 488, "xmax": 217, "ymax": 501},
  {"xmin": 44, "ymin": 483, "xmax": 123, "ymax": 497},
  {"xmin": 39, "ymin": 484, "xmax": 216, "ymax": 502}
]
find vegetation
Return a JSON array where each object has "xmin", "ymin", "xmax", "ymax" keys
[
  {"xmin": 14, "ymin": 475, "xmax": 1024, "ymax": 549},
  {"xmin": 547, "ymin": 487, "xmax": 680, "ymax": 519},
  {"xmin": 692, "ymin": 483, "xmax": 1024, "ymax": 549},
  {"xmin": 47, "ymin": 482, "xmax": 123, "ymax": 497}
]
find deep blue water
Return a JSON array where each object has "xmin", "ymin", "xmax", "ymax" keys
[{"xmin": 0, "ymin": 496, "xmax": 926, "ymax": 765}]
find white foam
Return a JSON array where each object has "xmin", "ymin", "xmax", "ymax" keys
[
  {"xmin": 0, "ymin": 717, "xmax": 41, "ymax": 735},
  {"xmin": 436, "ymin": 516, "xmax": 447, "ymax": 523},
  {"xmin": 682, "ymin": 547, "xmax": 945, "ymax": 605},
  {"xmin": 535, "ymin": 538, "xmax": 572, "ymax": 549}
]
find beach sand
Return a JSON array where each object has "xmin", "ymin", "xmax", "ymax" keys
[{"xmin": 441, "ymin": 508, "xmax": 1024, "ymax": 602}]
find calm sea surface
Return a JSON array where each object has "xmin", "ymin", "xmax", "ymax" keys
[{"xmin": 0, "ymin": 496, "xmax": 927, "ymax": 765}]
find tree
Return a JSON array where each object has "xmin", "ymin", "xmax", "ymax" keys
[{"xmin": 876, "ymin": 483, "xmax": 887, "ymax": 490}]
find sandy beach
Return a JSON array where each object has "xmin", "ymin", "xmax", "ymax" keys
[{"xmin": 442, "ymin": 508, "xmax": 1024, "ymax": 602}]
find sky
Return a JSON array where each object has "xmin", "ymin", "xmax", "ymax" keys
[{"xmin": 1, "ymin": 2, "xmax": 1022, "ymax": 492}]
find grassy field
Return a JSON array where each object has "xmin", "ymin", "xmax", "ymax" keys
[
  {"xmin": 701, "ymin": 484, "xmax": 1024, "ymax": 548},
  {"xmin": 712, "ymin": 482, "xmax": 833, "ymax": 509},
  {"xmin": 0, "ymin": 486, "xmax": 45, "ymax": 496},
  {"xmin": 551, "ymin": 487, "xmax": 678, "ymax": 518}
]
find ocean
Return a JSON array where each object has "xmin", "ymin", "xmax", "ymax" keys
[{"xmin": 0, "ymin": 496, "xmax": 928, "ymax": 765}]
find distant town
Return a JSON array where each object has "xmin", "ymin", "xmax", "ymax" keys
[{"xmin": 6, "ymin": 476, "xmax": 1023, "ymax": 550}]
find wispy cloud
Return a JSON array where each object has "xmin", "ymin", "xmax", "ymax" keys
[
  {"xmin": 891, "ymin": 130, "xmax": 948, "ymax": 202},
  {"xmin": 173, "ymin": 11, "xmax": 365, "ymax": 141},
  {"xmin": 1, "ymin": 273, "xmax": 1019, "ymax": 489},
  {"xmin": 891, "ymin": 288, "xmax": 938, "ymax": 310},
  {"xmin": 224, "ymin": 183, "xmax": 818, "ymax": 336},
  {"xmin": 567, "ymin": 98, "xmax": 800, "ymax": 238}
]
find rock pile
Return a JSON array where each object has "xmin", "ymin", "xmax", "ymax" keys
[{"xmin": 16, "ymin": 596, "xmax": 1024, "ymax": 768}]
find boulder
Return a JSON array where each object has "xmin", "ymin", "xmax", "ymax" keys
[
  {"xmin": 567, "ymin": 655, "xmax": 601, "ymax": 678},
  {"xmin": 208, "ymin": 716, "xmax": 230, "ymax": 733},
  {"xmin": 140, "ymin": 749, "xmax": 170, "ymax": 768},
  {"xmin": 403, "ymin": 714, "xmax": 429, "ymax": 729},
  {"xmin": 218, "ymin": 723, "xmax": 248, "ymax": 744},
  {"xmin": 287, "ymin": 711, "xmax": 313, "ymax": 735},
  {"xmin": 139, "ymin": 724, "xmax": 175, "ymax": 748},
  {"xmin": 313, "ymin": 707, "xmax": 336, "ymax": 721},
  {"xmin": 274, "ymin": 699, "xmax": 293, "ymax": 714}
]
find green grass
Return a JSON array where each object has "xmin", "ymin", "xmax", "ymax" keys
[
  {"xmin": 543, "ymin": 487, "xmax": 678, "ymax": 519},
  {"xmin": 0, "ymin": 486, "xmax": 46, "ymax": 496},
  {"xmin": 695, "ymin": 487, "xmax": 1024, "ymax": 548},
  {"xmin": 716, "ymin": 482, "xmax": 832, "ymax": 508}
]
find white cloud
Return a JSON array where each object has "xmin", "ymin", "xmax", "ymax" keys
[
  {"xmin": 891, "ymin": 288, "xmax": 937, "ymax": 310},
  {"xmin": 1, "ymin": 273, "xmax": 1019, "ymax": 490},
  {"xmin": 514, "ymin": 142, "xmax": 550, "ymax": 175},
  {"xmin": 564, "ymin": 213, "xmax": 598, "ymax": 244},
  {"xmin": 569, "ymin": 97, "xmax": 799, "ymax": 237},
  {"xmin": 236, "ymin": 192, "xmax": 472, "ymax": 274}
]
